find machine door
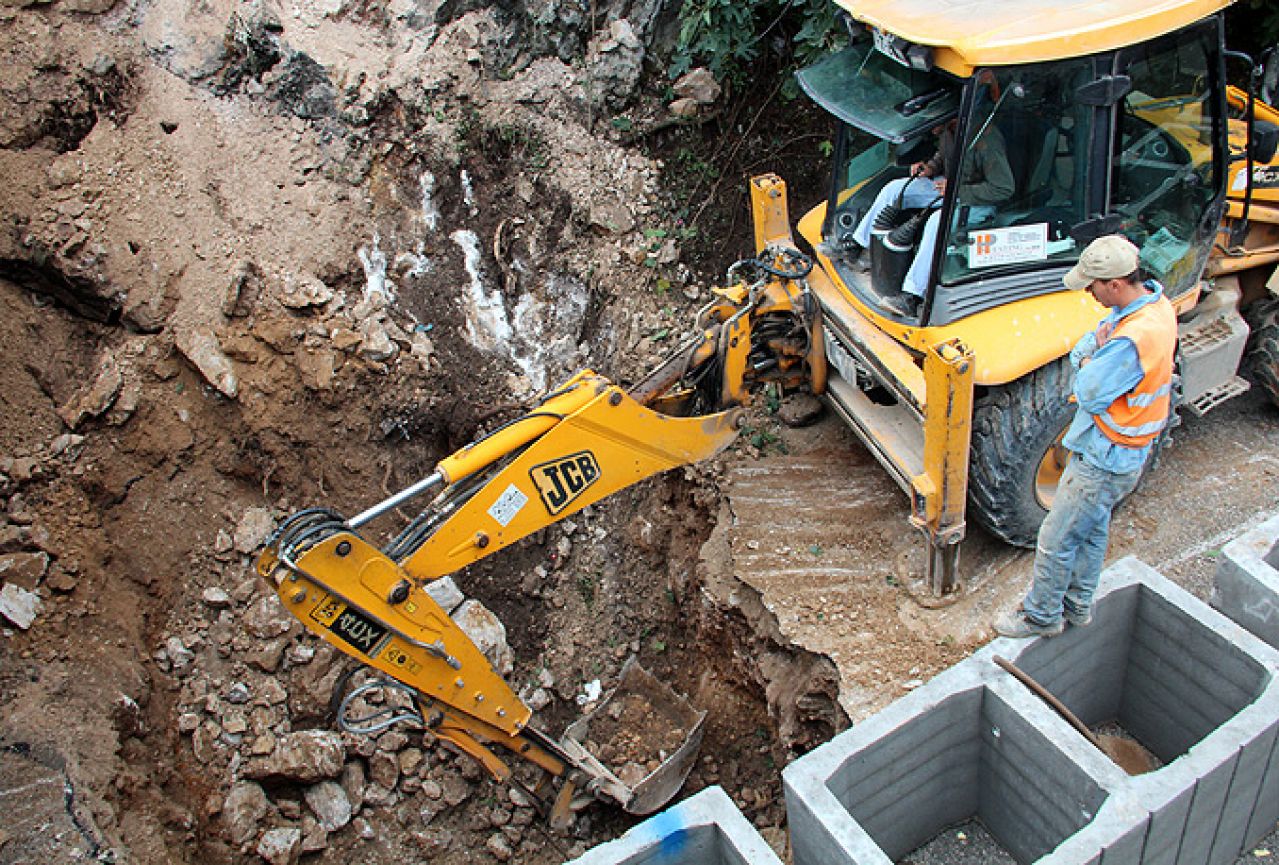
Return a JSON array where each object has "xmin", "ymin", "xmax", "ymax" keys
[{"xmin": 1110, "ymin": 17, "xmax": 1226, "ymax": 298}]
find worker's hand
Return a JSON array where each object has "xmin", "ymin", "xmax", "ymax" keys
[
  {"xmin": 911, "ymin": 161, "xmax": 935, "ymax": 178},
  {"xmin": 1095, "ymin": 320, "xmax": 1115, "ymax": 348},
  {"xmin": 933, "ymin": 177, "xmax": 947, "ymax": 195}
]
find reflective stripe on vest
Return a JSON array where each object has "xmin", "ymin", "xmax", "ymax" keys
[{"xmin": 1094, "ymin": 293, "xmax": 1176, "ymax": 448}]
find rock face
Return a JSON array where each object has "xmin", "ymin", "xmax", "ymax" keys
[{"xmin": 223, "ymin": 781, "xmax": 271, "ymax": 846}]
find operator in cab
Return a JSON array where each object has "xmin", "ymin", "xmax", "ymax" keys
[{"xmin": 847, "ymin": 90, "xmax": 1016, "ymax": 317}]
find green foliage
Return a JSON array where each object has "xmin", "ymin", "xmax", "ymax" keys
[
  {"xmin": 673, "ymin": 0, "xmax": 848, "ymax": 84},
  {"xmin": 1225, "ymin": 1, "xmax": 1279, "ymax": 62}
]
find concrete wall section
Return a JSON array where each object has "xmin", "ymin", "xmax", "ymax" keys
[
  {"xmin": 1213, "ymin": 514, "xmax": 1279, "ymax": 649},
  {"xmin": 566, "ymin": 786, "xmax": 784, "ymax": 865},
  {"xmin": 781, "ymin": 554, "xmax": 1279, "ymax": 865}
]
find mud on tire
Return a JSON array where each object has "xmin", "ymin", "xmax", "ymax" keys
[
  {"xmin": 1245, "ymin": 294, "xmax": 1279, "ymax": 408},
  {"xmin": 969, "ymin": 358, "xmax": 1075, "ymax": 548}
]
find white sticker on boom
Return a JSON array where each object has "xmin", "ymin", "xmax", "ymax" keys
[
  {"xmin": 488, "ymin": 484, "xmax": 528, "ymax": 527},
  {"xmin": 968, "ymin": 223, "xmax": 1048, "ymax": 268}
]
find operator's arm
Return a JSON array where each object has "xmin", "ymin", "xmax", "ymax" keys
[{"xmin": 1072, "ymin": 336, "xmax": 1144, "ymax": 413}]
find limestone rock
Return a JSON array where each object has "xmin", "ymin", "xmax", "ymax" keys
[
  {"xmin": 244, "ymin": 730, "xmax": 345, "ymax": 783},
  {"xmin": 303, "ymin": 781, "xmax": 352, "ymax": 832},
  {"xmin": 235, "ymin": 507, "xmax": 275, "ymax": 554},
  {"xmin": 673, "ymin": 67, "xmax": 721, "ymax": 105},
  {"xmin": 423, "ymin": 576, "xmax": 463, "ymax": 613},
  {"xmin": 0, "ymin": 551, "xmax": 50, "ymax": 591},
  {"xmin": 452, "ymin": 599, "xmax": 513, "ymax": 677},
  {"xmin": 222, "ymin": 781, "xmax": 270, "ymax": 847},
  {"xmin": 256, "ymin": 826, "xmax": 301, "ymax": 865},
  {"xmin": 58, "ymin": 356, "xmax": 123, "ymax": 429},
  {"xmin": 0, "ymin": 584, "xmax": 42, "ymax": 629},
  {"xmin": 243, "ymin": 594, "xmax": 293, "ymax": 639},
  {"xmin": 175, "ymin": 327, "xmax": 238, "ymax": 398},
  {"xmin": 279, "ymin": 274, "xmax": 333, "ymax": 310}
]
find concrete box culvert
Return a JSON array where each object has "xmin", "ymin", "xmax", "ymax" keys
[
  {"xmin": 782, "ymin": 660, "xmax": 1111, "ymax": 865},
  {"xmin": 1212, "ymin": 513, "xmax": 1279, "ymax": 650},
  {"xmin": 784, "ymin": 556, "xmax": 1279, "ymax": 865},
  {"xmin": 566, "ymin": 786, "xmax": 784, "ymax": 865}
]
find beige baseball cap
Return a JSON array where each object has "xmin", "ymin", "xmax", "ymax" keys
[{"xmin": 1063, "ymin": 235, "xmax": 1140, "ymax": 291}]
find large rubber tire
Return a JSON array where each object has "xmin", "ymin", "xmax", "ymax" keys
[
  {"xmin": 1245, "ymin": 295, "xmax": 1279, "ymax": 409},
  {"xmin": 969, "ymin": 358, "xmax": 1076, "ymax": 548}
]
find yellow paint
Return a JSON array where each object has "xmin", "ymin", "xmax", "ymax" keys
[
  {"xmin": 270, "ymin": 532, "xmax": 531, "ymax": 735},
  {"xmin": 798, "ymin": 201, "xmax": 1107, "ymax": 386},
  {"xmin": 835, "ymin": 0, "xmax": 1234, "ymax": 76},
  {"xmin": 401, "ymin": 386, "xmax": 740, "ymax": 579}
]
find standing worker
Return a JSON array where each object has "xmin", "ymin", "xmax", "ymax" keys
[{"xmin": 994, "ymin": 235, "xmax": 1177, "ymax": 639}]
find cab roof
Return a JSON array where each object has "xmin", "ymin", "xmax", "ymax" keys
[{"xmin": 838, "ymin": 0, "xmax": 1234, "ymax": 75}]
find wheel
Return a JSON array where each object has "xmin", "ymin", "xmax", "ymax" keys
[
  {"xmin": 969, "ymin": 358, "xmax": 1076, "ymax": 548},
  {"xmin": 1245, "ymin": 294, "xmax": 1279, "ymax": 408}
]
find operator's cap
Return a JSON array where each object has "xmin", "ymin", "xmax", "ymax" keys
[{"xmin": 1063, "ymin": 235, "xmax": 1140, "ymax": 291}]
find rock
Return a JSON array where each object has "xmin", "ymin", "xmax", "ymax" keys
[
  {"xmin": 303, "ymin": 781, "xmax": 352, "ymax": 832},
  {"xmin": 439, "ymin": 772, "xmax": 471, "ymax": 807},
  {"xmin": 279, "ymin": 274, "xmax": 333, "ymax": 310},
  {"xmin": 226, "ymin": 682, "xmax": 251, "ymax": 704},
  {"xmin": 423, "ymin": 576, "xmax": 463, "ymax": 613},
  {"xmin": 368, "ymin": 750, "xmax": 399, "ymax": 790},
  {"xmin": 223, "ymin": 261, "xmax": 264, "ymax": 319},
  {"xmin": 358, "ymin": 319, "xmax": 398, "ymax": 362},
  {"xmin": 58, "ymin": 0, "xmax": 118, "ymax": 14},
  {"xmin": 202, "ymin": 586, "xmax": 233, "ymax": 609},
  {"xmin": 235, "ymin": 508, "xmax": 276, "ymax": 554},
  {"xmin": 295, "ymin": 347, "xmax": 337, "ymax": 391},
  {"xmin": 248, "ymin": 636, "xmax": 289, "ymax": 673},
  {"xmin": 452, "ymin": 600, "xmax": 513, "ymax": 677},
  {"xmin": 673, "ymin": 67, "xmax": 721, "ymax": 105},
  {"xmin": 256, "ymin": 826, "xmax": 301, "ymax": 865},
  {"xmin": 299, "ymin": 816, "xmax": 327, "ymax": 854},
  {"xmin": 45, "ymin": 568, "xmax": 78, "ymax": 594},
  {"xmin": 0, "ymin": 584, "xmax": 41, "ymax": 629},
  {"xmin": 398, "ymin": 748, "xmax": 423, "ymax": 776},
  {"xmin": 340, "ymin": 760, "xmax": 366, "ymax": 811},
  {"xmin": 778, "ymin": 393, "xmax": 824, "ymax": 428},
  {"xmin": 668, "ymin": 97, "xmax": 701, "ymax": 119},
  {"xmin": 49, "ymin": 433, "xmax": 85, "ymax": 458},
  {"xmin": 175, "ymin": 327, "xmax": 238, "ymax": 398},
  {"xmin": 410, "ymin": 331, "xmax": 434, "ymax": 367},
  {"xmin": 165, "ymin": 636, "xmax": 195, "ymax": 673},
  {"xmin": 486, "ymin": 833, "xmax": 513, "ymax": 862},
  {"xmin": 244, "ymin": 730, "xmax": 345, "ymax": 783},
  {"xmin": 0, "ymin": 552, "xmax": 49, "ymax": 591},
  {"xmin": 214, "ymin": 530, "xmax": 234, "ymax": 554},
  {"xmin": 58, "ymin": 356, "xmax": 123, "ymax": 429},
  {"xmin": 222, "ymin": 781, "xmax": 270, "ymax": 847},
  {"xmin": 243, "ymin": 594, "xmax": 293, "ymax": 640},
  {"xmin": 525, "ymin": 688, "xmax": 551, "ymax": 711},
  {"xmin": 588, "ymin": 200, "xmax": 635, "ymax": 235}
]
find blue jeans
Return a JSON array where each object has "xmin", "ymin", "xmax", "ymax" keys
[{"xmin": 1022, "ymin": 457, "xmax": 1142, "ymax": 625}]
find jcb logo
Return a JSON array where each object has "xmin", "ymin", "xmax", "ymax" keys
[{"xmin": 530, "ymin": 451, "xmax": 600, "ymax": 515}]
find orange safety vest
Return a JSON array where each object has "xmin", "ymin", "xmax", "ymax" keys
[{"xmin": 1094, "ymin": 293, "xmax": 1177, "ymax": 448}]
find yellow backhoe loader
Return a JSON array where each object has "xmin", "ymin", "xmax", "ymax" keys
[{"xmin": 256, "ymin": 0, "xmax": 1279, "ymax": 826}]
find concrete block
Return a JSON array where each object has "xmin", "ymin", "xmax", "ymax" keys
[
  {"xmin": 1212, "ymin": 513, "xmax": 1279, "ymax": 649},
  {"xmin": 566, "ymin": 786, "xmax": 783, "ymax": 865},
  {"xmin": 784, "ymin": 654, "xmax": 1107, "ymax": 865}
]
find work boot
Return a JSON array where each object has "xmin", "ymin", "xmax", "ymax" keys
[
  {"xmin": 881, "ymin": 291, "xmax": 920, "ymax": 318},
  {"xmin": 993, "ymin": 610, "xmax": 1064, "ymax": 639},
  {"xmin": 1063, "ymin": 605, "xmax": 1093, "ymax": 627}
]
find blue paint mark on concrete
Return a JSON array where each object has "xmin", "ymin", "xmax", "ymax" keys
[{"xmin": 633, "ymin": 806, "xmax": 693, "ymax": 863}]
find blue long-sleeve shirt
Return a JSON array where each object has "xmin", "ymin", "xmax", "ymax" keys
[{"xmin": 1061, "ymin": 282, "xmax": 1167, "ymax": 475}]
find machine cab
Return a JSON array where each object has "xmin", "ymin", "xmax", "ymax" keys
[{"xmin": 798, "ymin": 16, "xmax": 1228, "ymax": 326}]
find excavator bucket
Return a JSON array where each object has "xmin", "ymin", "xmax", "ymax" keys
[{"xmin": 562, "ymin": 657, "xmax": 707, "ymax": 815}]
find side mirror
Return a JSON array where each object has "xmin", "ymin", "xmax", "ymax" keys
[{"xmin": 1252, "ymin": 121, "xmax": 1279, "ymax": 164}]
